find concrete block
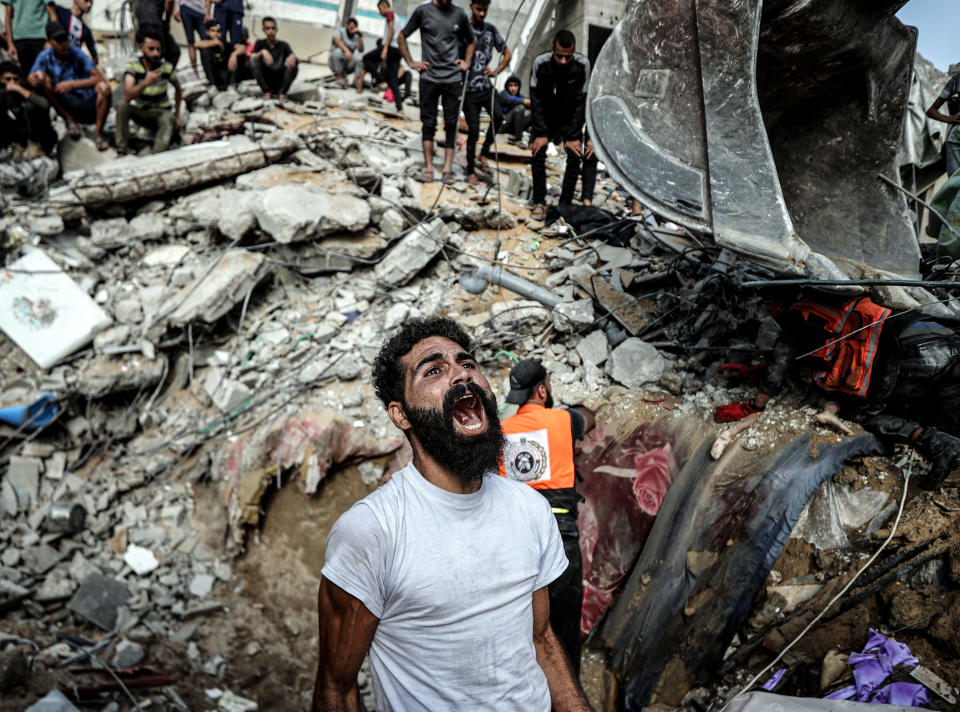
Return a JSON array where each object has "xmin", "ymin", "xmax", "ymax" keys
[
  {"xmin": 373, "ymin": 217, "xmax": 446, "ymax": 286},
  {"xmin": 605, "ymin": 338, "xmax": 666, "ymax": 389},
  {"xmin": 169, "ymin": 249, "xmax": 268, "ymax": 325},
  {"xmin": 252, "ymin": 185, "xmax": 370, "ymax": 243}
]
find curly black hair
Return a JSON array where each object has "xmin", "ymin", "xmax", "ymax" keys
[{"xmin": 372, "ymin": 316, "xmax": 473, "ymax": 408}]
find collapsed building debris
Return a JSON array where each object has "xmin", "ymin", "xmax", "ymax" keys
[{"xmin": 1, "ymin": 18, "xmax": 960, "ymax": 712}]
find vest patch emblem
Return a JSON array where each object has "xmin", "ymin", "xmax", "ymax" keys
[{"xmin": 503, "ymin": 429, "xmax": 550, "ymax": 483}]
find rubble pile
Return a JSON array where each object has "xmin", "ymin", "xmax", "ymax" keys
[{"xmin": 1, "ymin": 74, "xmax": 960, "ymax": 711}]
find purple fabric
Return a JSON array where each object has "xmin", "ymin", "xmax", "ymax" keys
[
  {"xmin": 824, "ymin": 685, "xmax": 857, "ymax": 701},
  {"xmin": 872, "ymin": 682, "xmax": 931, "ymax": 706},
  {"xmin": 824, "ymin": 629, "xmax": 927, "ymax": 706},
  {"xmin": 762, "ymin": 668, "xmax": 787, "ymax": 691}
]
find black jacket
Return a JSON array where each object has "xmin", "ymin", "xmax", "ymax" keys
[{"xmin": 529, "ymin": 50, "xmax": 590, "ymax": 140}]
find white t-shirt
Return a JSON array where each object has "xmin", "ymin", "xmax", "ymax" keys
[{"xmin": 322, "ymin": 462, "xmax": 568, "ymax": 712}]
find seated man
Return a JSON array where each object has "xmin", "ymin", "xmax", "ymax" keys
[
  {"xmin": 51, "ymin": 0, "xmax": 99, "ymax": 64},
  {"xmin": 329, "ymin": 16, "xmax": 362, "ymax": 88},
  {"xmin": 116, "ymin": 26, "xmax": 182, "ymax": 155},
  {"xmin": 28, "ymin": 20, "xmax": 110, "ymax": 149},
  {"xmin": 498, "ymin": 72, "xmax": 531, "ymax": 145},
  {"xmin": 195, "ymin": 19, "xmax": 244, "ymax": 89},
  {"xmin": 715, "ymin": 292, "xmax": 960, "ymax": 488},
  {"xmin": 1, "ymin": 57, "xmax": 56, "ymax": 155},
  {"xmin": 250, "ymin": 16, "xmax": 297, "ymax": 100},
  {"xmin": 228, "ymin": 25, "xmax": 253, "ymax": 84}
]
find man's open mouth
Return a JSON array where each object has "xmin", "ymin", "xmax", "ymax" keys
[{"xmin": 452, "ymin": 391, "xmax": 486, "ymax": 433}]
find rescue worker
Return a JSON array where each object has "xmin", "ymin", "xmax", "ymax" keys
[
  {"xmin": 715, "ymin": 292, "xmax": 960, "ymax": 487},
  {"xmin": 500, "ymin": 358, "xmax": 595, "ymax": 674}
]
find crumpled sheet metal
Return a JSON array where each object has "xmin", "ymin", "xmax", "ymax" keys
[
  {"xmin": 213, "ymin": 411, "xmax": 402, "ymax": 553},
  {"xmin": 599, "ymin": 432, "xmax": 886, "ymax": 709},
  {"xmin": 587, "ymin": 0, "xmax": 920, "ymax": 278},
  {"xmin": 721, "ymin": 691, "xmax": 924, "ymax": 712},
  {"xmin": 47, "ymin": 132, "xmax": 300, "ymax": 210}
]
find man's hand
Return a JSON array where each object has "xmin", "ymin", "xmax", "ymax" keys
[
  {"xmin": 483, "ymin": 66, "xmax": 497, "ymax": 76},
  {"xmin": 284, "ymin": 54, "xmax": 297, "ymax": 69},
  {"xmin": 175, "ymin": 115, "xmax": 184, "ymax": 129},
  {"xmin": 455, "ymin": 58, "xmax": 469, "ymax": 71},
  {"xmin": 564, "ymin": 139, "xmax": 582, "ymax": 156},
  {"xmin": 410, "ymin": 60, "xmax": 428, "ymax": 72},
  {"xmin": 951, "ymin": 112, "xmax": 960, "ymax": 124},
  {"xmin": 27, "ymin": 71, "xmax": 42, "ymax": 87},
  {"xmin": 145, "ymin": 67, "xmax": 163, "ymax": 86},
  {"xmin": 584, "ymin": 139, "xmax": 594, "ymax": 159},
  {"xmin": 530, "ymin": 136, "xmax": 549, "ymax": 155},
  {"xmin": 345, "ymin": 49, "xmax": 353, "ymax": 62},
  {"xmin": 54, "ymin": 80, "xmax": 74, "ymax": 94},
  {"xmin": 3, "ymin": 77, "xmax": 28, "ymax": 97},
  {"xmin": 380, "ymin": 47, "xmax": 387, "ymax": 61},
  {"xmin": 7, "ymin": 42, "xmax": 17, "ymax": 61},
  {"xmin": 523, "ymin": 97, "xmax": 531, "ymax": 107},
  {"xmin": 172, "ymin": 7, "xmax": 181, "ymax": 21}
]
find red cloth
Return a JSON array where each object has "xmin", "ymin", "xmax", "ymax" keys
[{"xmin": 714, "ymin": 400, "xmax": 763, "ymax": 422}]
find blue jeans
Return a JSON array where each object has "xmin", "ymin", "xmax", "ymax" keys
[
  {"xmin": 180, "ymin": 5, "xmax": 207, "ymax": 43},
  {"xmin": 213, "ymin": 6, "xmax": 244, "ymax": 46}
]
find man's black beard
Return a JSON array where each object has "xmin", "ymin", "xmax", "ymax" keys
[
  {"xmin": 405, "ymin": 382, "xmax": 503, "ymax": 483},
  {"xmin": 543, "ymin": 389, "xmax": 554, "ymax": 410}
]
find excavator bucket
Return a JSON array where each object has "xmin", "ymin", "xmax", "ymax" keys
[{"xmin": 587, "ymin": 0, "xmax": 920, "ymax": 278}]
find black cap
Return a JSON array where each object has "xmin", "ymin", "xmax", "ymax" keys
[
  {"xmin": 0, "ymin": 58, "xmax": 23, "ymax": 77},
  {"xmin": 505, "ymin": 358, "xmax": 547, "ymax": 405},
  {"xmin": 46, "ymin": 21, "xmax": 68, "ymax": 40}
]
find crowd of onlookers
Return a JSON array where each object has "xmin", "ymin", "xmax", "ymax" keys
[{"xmin": 1, "ymin": 0, "xmax": 600, "ymax": 215}]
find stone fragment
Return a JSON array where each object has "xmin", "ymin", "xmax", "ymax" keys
[
  {"xmin": 67, "ymin": 573, "xmax": 131, "ymax": 630},
  {"xmin": 219, "ymin": 690, "xmax": 258, "ymax": 711},
  {"xmin": 383, "ymin": 303, "xmax": 410, "ymax": 330},
  {"xmin": 24, "ymin": 212, "xmax": 64, "ymax": 237},
  {"xmin": 204, "ymin": 372, "xmax": 252, "ymax": 413},
  {"xmin": 218, "ymin": 189, "xmax": 257, "ymax": 240},
  {"xmin": 22, "ymin": 545, "xmax": 61, "ymax": 575},
  {"xmin": 5, "ymin": 456, "xmax": 41, "ymax": 512},
  {"xmin": 577, "ymin": 330, "xmax": 609, "ymax": 366},
  {"xmin": 605, "ymin": 338, "xmax": 666, "ymax": 389},
  {"xmin": 231, "ymin": 96, "xmax": 264, "ymax": 113},
  {"xmin": 35, "ymin": 568, "xmax": 76, "ymax": 602},
  {"xmin": 143, "ymin": 244, "xmax": 191, "ymax": 267},
  {"xmin": 59, "ymin": 134, "xmax": 118, "ymax": 175},
  {"xmin": 378, "ymin": 208, "xmax": 406, "ymax": 238},
  {"xmin": 252, "ymin": 185, "xmax": 370, "ymax": 243},
  {"xmin": 129, "ymin": 212, "xmax": 166, "ymax": 240},
  {"xmin": 123, "ymin": 545, "xmax": 159, "ymax": 575},
  {"xmin": 211, "ymin": 89, "xmax": 240, "ymax": 110},
  {"xmin": 1, "ymin": 549, "xmax": 20, "ymax": 567},
  {"xmin": 89, "ymin": 217, "xmax": 131, "ymax": 248},
  {"xmin": 112, "ymin": 640, "xmax": 145, "ymax": 668},
  {"xmin": 25, "ymin": 689, "xmax": 81, "ymax": 712},
  {"xmin": 169, "ymin": 249, "xmax": 268, "ymax": 325},
  {"xmin": 374, "ymin": 217, "xmax": 446, "ymax": 286},
  {"xmin": 553, "ymin": 299, "xmax": 595, "ymax": 333},
  {"xmin": 189, "ymin": 573, "xmax": 215, "ymax": 597},
  {"xmin": 77, "ymin": 354, "xmax": 167, "ymax": 398},
  {"xmin": 67, "ymin": 552, "xmax": 99, "ymax": 583},
  {"xmin": 490, "ymin": 300, "xmax": 551, "ymax": 334}
]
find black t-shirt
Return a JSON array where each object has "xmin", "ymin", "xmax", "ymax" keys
[{"xmin": 252, "ymin": 39, "xmax": 293, "ymax": 70}]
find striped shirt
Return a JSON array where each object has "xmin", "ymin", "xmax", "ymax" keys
[{"xmin": 125, "ymin": 57, "xmax": 175, "ymax": 109}]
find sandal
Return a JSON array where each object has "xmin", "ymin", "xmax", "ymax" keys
[
  {"xmin": 93, "ymin": 133, "xmax": 109, "ymax": 151},
  {"xmin": 465, "ymin": 173, "xmax": 480, "ymax": 185},
  {"xmin": 441, "ymin": 171, "xmax": 456, "ymax": 185},
  {"xmin": 67, "ymin": 119, "xmax": 81, "ymax": 139},
  {"xmin": 416, "ymin": 169, "xmax": 434, "ymax": 183},
  {"xmin": 530, "ymin": 204, "xmax": 547, "ymax": 221},
  {"xmin": 478, "ymin": 155, "xmax": 490, "ymax": 172}
]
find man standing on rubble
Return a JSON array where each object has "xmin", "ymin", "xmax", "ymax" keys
[
  {"xmin": 714, "ymin": 291, "xmax": 960, "ymax": 488},
  {"xmin": 250, "ymin": 16, "xmax": 297, "ymax": 100},
  {"xmin": 398, "ymin": 0, "xmax": 476, "ymax": 185},
  {"xmin": 313, "ymin": 317, "xmax": 593, "ymax": 712},
  {"xmin": 115, "ymin": 26, "xmax": 182, "ymax": 155},
  {"xmin": 529, "ymin": 29, "xmax": 597, "ymax": 222},
  {"xmin": 926, "ymin": 69, "xmax": 960, "ymax": 177},
  {"xmin": 462, "ymin": 0, "xmax": 509, "ymax": 185},
  {"xmin": 3, "ymin": 0, "xmax": 56, "ymax": 82},
  {"xmin": 50, "ymin": 0, "xmax": 98, "ymax": 64},
  {"xmin": 500, "ymin": 358, "xmax": 595, "ymax": 675},
  {"xmin": 28, "ymin": 20, "xmax": 111, "ymax": 149}
]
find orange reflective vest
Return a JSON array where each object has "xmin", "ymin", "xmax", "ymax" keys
[
  {"xmin": 499, "ymin": 403, "xmax": 575, "ymax": 490},
  {"xmin": 788, "ymin": 296, "xmax": 892, "ymax": 398}
]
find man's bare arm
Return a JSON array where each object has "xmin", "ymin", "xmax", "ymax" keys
[
  {"xmin": 312, "ymin": 578, "xmax": 379, "ymax": 712},
  {"xmin": 532, "ymin": 586, "xmax": 592, "ymax": 712},
  {"xmin": 927, "ymin": 95, "xmax": 960, "ymax": 124}
]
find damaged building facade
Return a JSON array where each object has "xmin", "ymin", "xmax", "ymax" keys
[{"xmin": 2, "ymin": 0, "xmax": 960, "ymax": 711}]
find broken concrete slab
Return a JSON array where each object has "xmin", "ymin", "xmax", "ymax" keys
[
  {"xmin": 374, "ymin": 217, "xmax": 447, "ymax": 286},
  {"xmin": 218, "ymin": 189, "xmax": 257, "ymax": 241},
  {"xmin": 77, "ymin": 354, "xmax": 167, "ymax": 398},
  {"xmin": 25, "ymin": 689, "xmax": 81, "ymax": 712},
  {"xmin": 22, "ymin": 545, "xmax": 62, "ymax": 575},
  {"xmin": 570, "ymin": 266, "xmax": 651, "ymax": 335},
  {"xmin": 5, "ymin": 456, "xmax": 41, "ymax": 513},
  {"xmin": 112, "ymin": 639, "xmax": 145, "ymax": 668},
  {"xmin": 143, "ymin": 244, "xmax": 192, "ymax": 268},
  {"xmin": 577, "ymin": 330, "xmax": 610, "ymax": 366},
  {"xmin": 490, "ymin": 300, "xmax": 552, "ymax": 334},
  {"xmin": 378, "ymin": 208, "xmax": 406, "ymax": 238},
  {"xmin": 252, "ymin": 185, "xmax": 370, "ymax": 243},
  {"xmin": 189, "ymin": 573, "xmax": 215, "ymax": 597},
  {"xmin": 168, "ymin": 249, "xmax": 268, "ymax": 325},
  {"xmin": 553, "ymin": 299, "xmax": 595, "ymax": 333},
  {"xmin": 606, "ymin": 338, "xmax": 666, "ymax": 389},
  {"xmin": 124, "ymin": 544, "xmax": 159, "ymax": 575},
  {"xmin": 89, "ymin": 217, "xmax": 131, "ymax": 248},
  {"xmin": 0, "ymin": 249, "xmax": 112, "ymax": 369},
  {"xmin": 59, "ymin": 134, "xmax": 118, "ymax": 175},
  {"xmin": 47, "ymin": 132, "xmax": 301, "ymax": 211},
  {"xmin": 129, "ymin": 212, "xmax": 166, "ymax": 241}
]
